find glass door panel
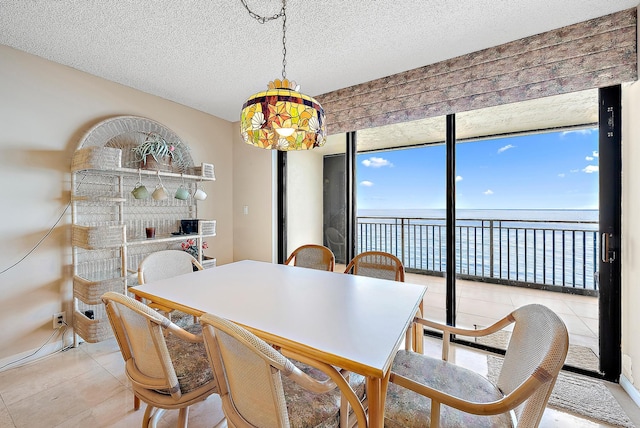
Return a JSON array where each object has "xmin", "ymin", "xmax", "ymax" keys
[
  {"xmin": 454, "ymin": 90, "xmax": 602, "ymax": 374},
  {"xmin": 354, "ymin": 116, "xmax": 447, "ymax": 323}
]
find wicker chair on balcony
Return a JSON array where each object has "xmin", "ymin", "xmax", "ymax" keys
[
  {"xmin": 200, "ymin": 312, "xmax": 367, "ymax": 428},
  {"xmin": 102, "ymin": 291, "xmax": 221, "ymax": 428},
  {"xmin": 325, "ymin": 227, "xmax": 346, "ymax": 264},
  {"xmin": 284, "ymin": 244, "xmax": 335, "ymax": 271},
  {"xmin": 385, "ymin": 304, "xmax": 568, "ymax": 428}
]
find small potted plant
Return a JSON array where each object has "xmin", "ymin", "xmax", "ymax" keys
[
  {"xmin": 131, "ymin": 132, "xmax": 186, "ymax": 171},
  {"xmin": 181, "ymin": 239, "xmax": 208, "ymax": 259}
]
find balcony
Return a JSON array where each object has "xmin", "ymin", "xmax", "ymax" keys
[{"xmin": 336, "ymin": 213, "xmax": 601, "ymax": 371}]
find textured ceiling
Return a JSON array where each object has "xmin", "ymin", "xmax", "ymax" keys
[{"xmin": 0, "ymin": 0, "xmax": 636, "ymax": 126}]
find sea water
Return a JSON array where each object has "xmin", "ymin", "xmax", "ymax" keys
[{"xmin": 356, "ymin": 208, "xmax": 600, "ymax": 290}]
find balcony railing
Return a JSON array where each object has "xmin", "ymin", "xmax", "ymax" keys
[{"xmin": 356, "ymin": 216, "xmax": 599, "ymax": 296}]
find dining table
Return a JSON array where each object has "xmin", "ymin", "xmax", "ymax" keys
[{"xmin": 129, "ymin": 259, "xmax": 427, "ymax": 427}]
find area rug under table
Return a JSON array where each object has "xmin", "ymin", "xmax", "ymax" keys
[{"xmin": 487, "ymin": 355, "xmax": 635, "ymax": 427}]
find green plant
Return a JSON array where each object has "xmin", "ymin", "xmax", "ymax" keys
[{"xmin": 132, "ymin": 132, "xmax": 186, "ymax": 165}]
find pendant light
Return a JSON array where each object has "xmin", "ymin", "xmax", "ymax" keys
[{"xmin": 239, "ymin": 0, "xmax": 326, "ymax": 151}]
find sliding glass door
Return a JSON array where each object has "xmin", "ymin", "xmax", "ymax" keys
[{"xmin": 286, "ymin": 87, "xmax": 621, "ymax": 380}]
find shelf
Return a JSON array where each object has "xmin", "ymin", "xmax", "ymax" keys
[
  {"xmin": 71, "ymin": 116, "xmax": 217, "ymax": 344},
  {"xmin": 126, "ymin": 232, "xmax": 215, "ymax": 246},
  {"xmin": 74, "ymin": 164, "xmax": 216, "ymax": 182},
  {"xmin": 71, "ymin": 195, "xmax": 127, "ymax": 203}
]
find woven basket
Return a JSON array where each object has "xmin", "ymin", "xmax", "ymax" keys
[
  {"xmin": 72, "ymin": 224, "xmax": 125, "ymax": 249},
  {"xmin": 191, "ymin": 163, "xmax": 216, "ymax": 180},
  {"xmin": 73, "ymin": 275, "xmax": 126, "ymax": 305},
  {"xmin": 199, "ymin": 220, "xmax": 216, "ymax": 236},
  {"xmin": 73, "ymin": 304, "xmax": 112, "ymax": 343},
  {"xmin": 71, "ymin": 147, "xmax": 122, "ymax": 171},
  {"xmin": 202, "ymin": 256, "xmax": 217, "ymax": 269}
]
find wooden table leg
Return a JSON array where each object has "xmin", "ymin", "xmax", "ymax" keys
[{"xmin": 366, "ymin": 369, "xmax": 391, "ymax": 428}]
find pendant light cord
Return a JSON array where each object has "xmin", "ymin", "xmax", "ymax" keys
[{"xmin": 240, "ymin": 0, "xmax": 288, "ymax": 80}]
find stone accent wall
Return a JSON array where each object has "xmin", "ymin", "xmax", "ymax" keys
[{"xmin": 317, "ymin": 8, "xmax": 637, "ymax": 136}]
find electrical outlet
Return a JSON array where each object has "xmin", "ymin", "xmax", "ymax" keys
[{"xmin": 53, "ymin": 312, "xmax": 66, "ymax": 329}]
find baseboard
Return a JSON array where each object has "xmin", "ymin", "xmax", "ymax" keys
[
  {"xmin": 0, "ymin": 332, "xmax": 74, "ymax": 373},
  {"xmin": 620, "ymin": 374, "xmax": 640, "ymax": 409}
]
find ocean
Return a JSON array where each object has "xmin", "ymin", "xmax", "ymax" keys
[
  {"xmin": 354, "ymin": 209, "xmax": 599, "ymax": 290},
  {"xmin": 358, "ymin": 208, "xmax": 599, "ymax": 223}
]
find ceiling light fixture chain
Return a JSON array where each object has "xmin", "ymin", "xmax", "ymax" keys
[
  {"xmin": 239, "ymin": 0, "xmax": 326, "ymax": 151},
  {"xmin": 240, "ymin": 0, "xmax": 288, "ymax": 80},
  {"xmin": 281, "ymin": 0, "xmax": 287, "ymax": 80}
]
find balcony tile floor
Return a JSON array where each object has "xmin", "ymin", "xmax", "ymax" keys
[{"xmin": 354, "ymin": 264, "xmax": 601, "ymax": 355}]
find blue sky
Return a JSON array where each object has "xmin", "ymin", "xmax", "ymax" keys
[{"xmin": 356, "ymin": 128, "xmax": 599, "ymax": 210}]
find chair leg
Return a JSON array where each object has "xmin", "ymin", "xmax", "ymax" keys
[
  {"xmin": 142, "ymin": 404, "xmax": 154, "ymax": 428},
  {"xmin": 177, "ymin": 406, "xmax": 189, "ymax": 428},
  {"xmin": 147, "ymin": 407, "xmax": 165, "ymax": 428},
  {"xmin": 431, "ymin": 401, "xmax": 441, "ymax": 428}
]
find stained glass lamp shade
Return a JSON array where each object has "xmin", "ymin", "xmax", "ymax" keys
[{"xmin": 240, "ymin": 79, "xmax": 326, "ymax": 151}]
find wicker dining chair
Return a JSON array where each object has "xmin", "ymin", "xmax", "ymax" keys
[
  {"xmin": 343, "ymin": 251, "xmax": 423, "ymax": 352},
  {"xmin": 284, "ymin": 244, "xmax": 335, "ymax": 271},
  {"xmin": 136, "ymin": 250, "xmax": 204, "ymax": 410},
  {"xmin": 101, "ymin": 291, "xmax": 220, "ymax": 428},
  {"xmin": 138, "ymin": 249, "xmax": 203, "ymax": 320},
  {"xmin": 385, "ymin": 304, "xmax": 569, "ymax": 428},
  {"xmin": 343, "ymin": 250, "xmax": 405, "ymax": 282},
  {"xmin": 200, "ymin": 312, "xmax": 368, "ymax": 428}
]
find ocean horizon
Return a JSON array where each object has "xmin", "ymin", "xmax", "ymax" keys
[{"xmin": 358, "ymin": 208, "xmax": 599, "ymax": 223}]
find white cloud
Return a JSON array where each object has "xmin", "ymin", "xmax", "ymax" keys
[
  {"xmin": 483, "ymin": 189, "xmax": 494, "ymax": 195},
  {"xmin": 497, "ymin": 144, "xmax": 515, "ymax": 154},
  {"xmin": 583, "ymin": 165, "xmax": 599, "ymax": 174},
  {"xmin": 558, "ymin": 173, "xmax": 565, "ymax": 178},
  {"xmin": 592, "ymin": 150, "xmax": 599, "ymax": 158},
  {"xmin": 361, "ymin": 157, "xmax": 393, "ymax": 168},
  {"xmin": 360, "ymin": 180, "xmax": 374, "ymax": 187},
  {"xmin": 561, "ymin": 128, "xmax": 595, "ymax": 137},
  {"xmin": 585, "ymin": 156, "xmax": 594, "ymax": 161},
  {"xmin": 570, "ymin": 169, "xmax": 579, "ymax": 173},
  {"xmin": 455, "ymin": 175, "xmax": 463, "ymax": 182}
]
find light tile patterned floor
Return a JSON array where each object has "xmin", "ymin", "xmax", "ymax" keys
[
  {"xmin": 1, "ymin": 335, "xmax": 638, "ymax": 427},
  {"xmin": 1, "ymin": 268, "xmax": 637, "ymax": 427}
]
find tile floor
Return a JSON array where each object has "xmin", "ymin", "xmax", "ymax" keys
[
  {"xmin": 1, "ymin": 333, "xmax": 639, "ymax": 427},
  {"xmin": 0, "ymin": 268, "xmax": 637, "ymax": 427}
]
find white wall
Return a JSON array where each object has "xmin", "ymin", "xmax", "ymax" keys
[
  {"xmin": 0, "ymin": 45, "xmax": 233, "ymax": 364},
  {"xmin": 286, "ymin": 150, "xmax": 325, "ymax": 252},
  {"xmin": 622, "ymin": 82, "xmax": 640, "ymax": 400},
  {"xmin": 232, "ymin": 127, "xmax": 275, "ymax": 263}
]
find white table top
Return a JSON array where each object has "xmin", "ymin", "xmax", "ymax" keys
[{"xmin": 130, "ymin": 259, "xmax": 427, "ymax": 378}]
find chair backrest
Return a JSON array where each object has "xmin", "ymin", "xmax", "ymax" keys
[
  {"xmin": 200, "ymin": 312, "xmax": 297, "ymax": 427},
  {"xmin": 498, "ymin": 304, "xmax": 569, "ymax": 427},
  {"xmin": 344, "ymin": 251, "xmax": 405, "ymax": 281},
  {"xmin": 284, "ymin": 244, "xmax": 335, "ymax": 271},
  {"xmin": 138, "ymin": 249, "xmax": 203, "ymax": 284},
  {"xmin": 102, "ymin": 291, "xmax": 185, "ymax": 400}
]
